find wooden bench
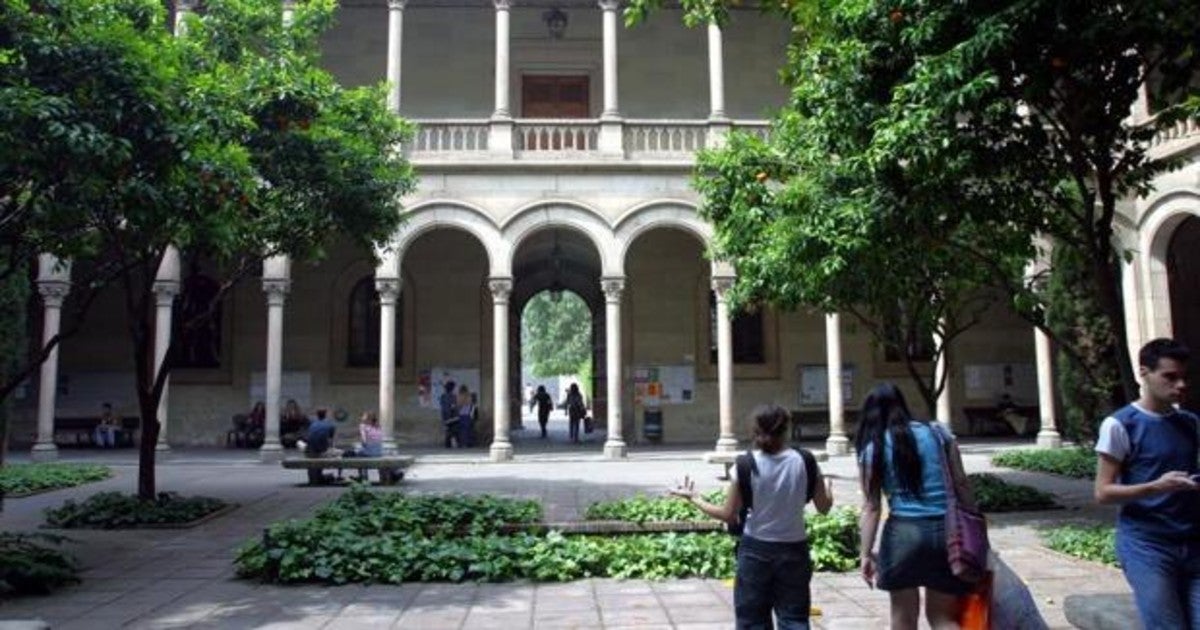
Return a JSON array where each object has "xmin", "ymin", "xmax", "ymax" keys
[
  {"xmin": 54, "ymin": 416, "xmax": 140, "ymax": 447},
  {"xmin": 281, "ymin": 455, "xmax": 415, "ymax": 486},
  {"xmin": 963, "ymin": 405, "xmax": 1039, "ymax": 436}
]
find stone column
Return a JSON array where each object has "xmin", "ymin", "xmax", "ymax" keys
[
  {"xmin": 173, "ymin": 0, "xmax": 194, "ymax": 36},
  {"xmin": 489, "ymin": 278, "xmax": 514, "ymax": 461},
  {"xmin": 152, "ymin": 280, "xmax": 179, "ymax": 451},
  {"xmin": 281, "ymin": 0, "xmax": 295, "ymax": 26},
  {"xmin": 602, "ymin": 277, "xmax": 627, "ymax": 458},
  {"xmin": 712, "ymin": 275, "xmax": 737, "ymax": 452},
  {"xmin": 825, "ymin": 313, "xmax": 850, "ymax": 455},
  {"xmin": 377, "ymin": 277, "xmax": 401, "ymax": 453},
  {"xmin": 597, "ymin": 0, "xmax": 623, "ymax": 154},
  {"xmin": 489, "ymin": 0, "xmax": 514, "ymax": 155},
  {"xmin": 260, "ymin": 272, "xmax": 290, "ymax": 462},
  {"xmin": 707, "ymin": 22, "xmax": 726, "ymax": 120},
  {"xmin": 1034, "ymin": 328, "xmax": 1062, "ymax": 448},
  {"xmin": 386, "ymin": 0, "xmax": 406, "ymax": 113},
  {"xmin": 32, "ymin": 256, "xmax": 71, "ymax": 462}
]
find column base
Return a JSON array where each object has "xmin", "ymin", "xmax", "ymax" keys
[
  {"xmin": 489, "ymin": 441, "xmax": 513, "ymax": 462},
  {"xmin": 259, "ymin": 441, "xmax": 284, "ymax": 463},
  {"xmin": 155, "ymin": 442, "xmax": 171, "ymax": 453},
  {"xmin": 603, "ymin": 440, "xmax": 627, "ymax": 459},
  {"xmin": 713, "ymin": 437, "xmax": 738, "ymax": 452},
  {"xmin": 1036, "ymin": 431, "xmax": 1063, "ymax": 449},
  {"xmin": 825, "ymin": 434, "xmax": 851, "ymax": 456},
  {"xmin": 30, "ymin": 443, "xmax": 59, "ymax": 462}
]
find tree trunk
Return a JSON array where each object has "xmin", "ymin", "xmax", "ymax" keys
[{"xmin": 1091, "ymin": 237, "xmax": 1139, "ymax": 402}]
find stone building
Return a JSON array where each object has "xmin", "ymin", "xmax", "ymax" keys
[{"xmin": 15, "ymin": 1, "xmax": 1200, "ymax": 461}]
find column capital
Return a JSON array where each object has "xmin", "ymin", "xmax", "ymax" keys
[
  {"xmin": 711, "ymin": 276, "xmax": 735, "ymax": 298},
  {"xmin": 597, "ymin": 0, "xmax": 620, "ymax": 10},
  {"xmin": 387, "ymin": 0, "xmax": 407, "ymax": 9},
  {"xmin": 493, "ymin": 0, "xmax": 512, "ymax": 9},
  {"xmin": 153, "ymin": 280, "xmax": 180, "ymax": 306},
  {"xmin": 262, "ymin": 279, "xmax": 291, "ymax": 306},
  {"xmin": 488, "ymin": 278, "xmax": 513, "ymax": 303},
  {"xmin": 601, "ymin": 277, "xmax": 625, "ymax": 302},
  {"xmin": 175, "ymin": 0, "xmax": 196, "ymax": 12},
  {"xmin": 375, "ymin": 277, "xmax": 402, "ymax": 304},
  {"xmin": 37, "ymin": 281, "xmax": 70, "ymax": 307}
]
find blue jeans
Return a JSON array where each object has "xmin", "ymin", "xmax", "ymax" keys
[
  {"xmin": 1116, "ymin": 528, "xmax": 1200, "ymax": 629},
  {"xmin": 734, "ymin": 536, "xmax": 812, "ymax": 630}
]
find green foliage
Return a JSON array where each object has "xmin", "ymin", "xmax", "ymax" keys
[
  {"xmin": 44, "ymin": 491, "xmax": 227, "ymax": 528},
  {"xmin": 991, "ymin": 448, "xmax": 1095, "ymax": 479},
  {"xmin": 1044, "ymin": 243, "xmax": 1121, "ymax": 444},
  {"xmin": 235, "ymin": 488, "xmax": 857, "ymax": 585},
  {"xmin": 0, "ymin": 532, "xmax": 79, "ymax": 596},
  {"xmin": 1042, "ymin": 525, "xmax": 1117, "ymax": 567},
  {"xmin": 0, "ymin": 463, "xmax": 111, "ymax": 496},
  {"xmin": 584, "ymin": 491, "xmax": 724, "ymax": 523},
  {"xmin": 521, "ymin": 291, "xmax": 592, "ymax": 379},
  {"xmin": 968, "ymin": 473, "xmax": 1058, "ymax": 512}
]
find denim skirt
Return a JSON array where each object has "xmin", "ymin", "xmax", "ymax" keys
[{"xmin": 877, "ymin": 515, "xmax": 975, "ymax": 595}]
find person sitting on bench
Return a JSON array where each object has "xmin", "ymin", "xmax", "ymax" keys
[
  {"xmin": 297, "ymin": 408, "xmax": 338, "ymax": 457},
  {"xmin": 342, "ymin": 411, "xmax": 386, "ymax": 482},
  {"xmin": 93, "ymin": 403, "xmax": 121, "ymax": 448}
]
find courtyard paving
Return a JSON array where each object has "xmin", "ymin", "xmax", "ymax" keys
[{"xmin": 0, "ymin": 435, "xmax": 1127, "ymax": 629}]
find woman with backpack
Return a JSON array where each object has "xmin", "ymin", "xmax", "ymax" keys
[
  {"xmin": 856, "ymin": 382, "xmax": 977, "ymax": 630},
  {"xmin": 670, "ymin": 404, "xmax": 834, "ymax": 629}
]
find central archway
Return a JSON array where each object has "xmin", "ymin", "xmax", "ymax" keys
[{"xmin": 1169, "ymin": 215, "xmax": 1200, "ymax": 414}]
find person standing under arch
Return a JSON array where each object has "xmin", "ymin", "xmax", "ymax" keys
[
  {"xmin": 564, "ymin": 383, "xmax": 586, "ymax": 444},
  {"xmin": 533, "ymin": 385, "xmax": 554, "ymax": 439}
]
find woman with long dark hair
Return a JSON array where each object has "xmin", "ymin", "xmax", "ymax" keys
[
  {"xmin": 671, "ymin": 404, "xmax": 833, "ymax": 629},
  {"xmin": 856, "ymin": 383, "xmax": 975, "ymax": 629}
]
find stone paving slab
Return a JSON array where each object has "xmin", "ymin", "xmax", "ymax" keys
[{"xmin": 0, "ymin": 442, "xmax": 1125, "ymax": 628}]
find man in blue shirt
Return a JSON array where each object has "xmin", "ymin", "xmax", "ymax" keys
[{"xmin": 1095, "ymin": 338, "xmax": 1200, "ymax": 629}]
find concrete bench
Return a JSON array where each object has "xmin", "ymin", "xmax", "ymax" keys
[
  {"xmin": 54, "ymin": 416, "xmax": 139, "ymax": 447},
  {"xmin": 1064, "ymin": 593, "xmax": 1139, "ymax": 630},
  {"xmin": 281, "ymin": 455, "xmax": 415, "ymax": 486}
]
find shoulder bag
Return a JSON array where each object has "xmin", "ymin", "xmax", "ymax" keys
[{"xmin": 931, "ymin": 425, "xmax": 990, "ymax": 583}]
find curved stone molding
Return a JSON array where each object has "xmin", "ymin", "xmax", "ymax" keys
[
  {"xmin": 391, "ymin": 200, "xmax": 504, "ymax": 276},
  {"xmin": 502, "ymin": 200, "xmax": 619, "ymax": 277},
  {"xmin": 1136, "ymin": 189, "xmax": 1200, "ymax": 341},
  {"xmin": 613, "ymin": 201, "xmax": 712, "ymax": 266}
]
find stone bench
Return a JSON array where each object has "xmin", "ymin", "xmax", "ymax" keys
[
  {"xmin": 54, "ymin": 416, "xmax": 139, "ymax": 447},
  {"xmin": 1064, "ymin": 593, "xmax": 1139, "ymax": 629},
  {"xmin": 281, "ymin": 455, "xmax": 415, "ymax": 486}
]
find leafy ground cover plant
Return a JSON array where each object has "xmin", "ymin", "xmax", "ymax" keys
[
  {"xmin": 0, "ymin": 464, "xmax": 111, "ymax": 496},
  {"xmin": 991, "ymin": 448, "xmax": 1095, "ymax": 479},
  {"xmin": 1042, "ymin": 525, "xmax": 1118, "ymax": 567},
  {"xmin": 44, "ymin": 492, "xmax": 227, "ymax": 529},
  {"xmin": 583, "ymin": 491, "xmax": 723, "ymax": 523},
  {"xmin": 234, "ymin": 487, "xmax": 859, "ymax": 585},
  {"xmin": 969, "ymin": 473, "xmax": 1059, "ymax": 512},
  {"xmin": 0, "ymin": 533, "xmax": 79, "ymax": 596}
]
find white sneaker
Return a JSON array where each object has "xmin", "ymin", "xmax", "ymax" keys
[{"xmin": 296, "ymin": 440, "xmax": 307, "ymax": 451}]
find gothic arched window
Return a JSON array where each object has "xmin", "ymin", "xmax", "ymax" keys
[{"xmin": 348, "ymin": 276, "xmax": 402, "ymax": 367}]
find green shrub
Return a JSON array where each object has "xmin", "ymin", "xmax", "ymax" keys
[
  {"xmin": 991, "ymin": 448, "xmax": 1094, "ymax": 479},
  {"xmin": 969, "ymin": 473, "xmax": 1059, "ymax": 512},
  {"xmin": 44, "ymin": 491, "xmax": 227, "ymax": 529},
  {"xmin": 235, "ymin": 487, "xmax": 859, "ymax": 585},
  {"xmin": 583, "ymin": 491, "xmax": 723, "ymax": 523},
  {"xmin": 0, "ymin": 463, "xmax": 111, "ymax": 496},
  {"xmin": 0, "ymin": 533, "xmax": 79, "ymax": 596},
  {"xmin": 1042, "ymin": 525, "xmax": 1117, "ymax": 567}
]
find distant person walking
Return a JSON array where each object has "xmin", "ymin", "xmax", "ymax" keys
[
  {"xmin": 533, "ymin": 385, "xmax": 553, "ymax": 439},
  {"xmin": 456, "ymin": 384, "xmax": 475, "ymax": 448},
  {"xmin": 439, "ymin": 381, "xmax": 458, "ymax": 449},
  {"xmin": 670, "ymin": 404, "xmax": 833, "ymax": 629},
  {"xmin": 856, "ymin": 383, "xmax": 976, "ymax": 630},
  {"xmin": 564, "ymin": 383, "xmax": 586, "ymax": 443},
  {"xmin": 1095, "ymin": 338, "xmax": 1200, "ymax": 629}
]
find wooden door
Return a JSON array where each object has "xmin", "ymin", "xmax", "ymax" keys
[{"xmin": 522, "ymin": 75, "xmax": 589, "ymax": 118}]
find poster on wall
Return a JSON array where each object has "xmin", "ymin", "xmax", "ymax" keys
[
  {"xmin": 249, "ymin": 371, "xmax": 312, "ymax": 409},
  {"xmin": 963, "ymin": 363, "xmax": 1036, "ymax": 402},
  {"xmin": 798, "ymin": 364, "xmax": 854, "ymax": 406},
  {"xmin": 632, "ymin": 365, "xmax": 695, "ymax": 405},
  {"xmin": 419, "ymin": 367, "xmax": 482, "ymax": 409}
]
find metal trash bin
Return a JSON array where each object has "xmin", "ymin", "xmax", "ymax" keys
[{"xmin": 643, "ymin": 408, "xmax": 663, "ymax": 442}]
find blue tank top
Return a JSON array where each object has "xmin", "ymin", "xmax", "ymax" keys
[{"xmin": 861, "ymin": 422, "xmax": 950, "ymax": 517}]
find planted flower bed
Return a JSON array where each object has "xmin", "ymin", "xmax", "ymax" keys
[
  {"xmin": 0, "ymin": 533, "xmax": 79, "ymax": 596},
  {"xmin": 0, "ymin": 463, "xmax": 111, "ymax": 497},
  {"xmin": 44, "ymin": 491, "xmax": 231, "ymax": 529},
  {"xmin": 235, "ymin": 487, "xmax": 860, "ymax": 585},
  {"xmin": 991, "ymin": 448, "xmax": 1094, "ymax": 479},
  {"xmin": 969, "ymin": 473, "xmax": 1060, "ymax": 512}
]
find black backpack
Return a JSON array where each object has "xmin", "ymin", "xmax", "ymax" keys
[{"xmin": 728, "ymin": 448, "xmax": 819, "ymax": 539}]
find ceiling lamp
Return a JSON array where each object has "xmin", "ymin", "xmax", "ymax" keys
[{"xmin": 543, "ymin": 7, "xmax": 568, "ymax": 40}]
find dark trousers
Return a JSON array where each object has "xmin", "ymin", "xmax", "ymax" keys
[
  {"xmin": 443, "ymin": 420, "xmax": 458, "ymax": 448},
  {"xmin": 734, "ymin": 536, "xmax": 812, "ymax": 630},
  {"xmin": 538, "ymin": 411, "xmax": 550, "ymax": 437}
]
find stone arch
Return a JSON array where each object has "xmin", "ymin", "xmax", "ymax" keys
[
  {"xmin": 613, "ymin": 200, "xmax": 713, "ymax": 267},
  {"xmin": 389, "ymin": 200, "xmax": 503, "ymax": 277},
  {"xmin": 502, "ymin": 200, "xmax": 618, "ymax": 277},
  {"xmin": 1138, "ymin": 189, "xmax": 1200, "ymax": 340}
]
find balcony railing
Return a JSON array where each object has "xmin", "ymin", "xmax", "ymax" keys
[
  {"xmin": 1148, "ymin": 117, "xmax": 1200, "ymax": 160},
  {"xmin": 406, "ymin": 118, "xmax": 770, "ymax": 162}
]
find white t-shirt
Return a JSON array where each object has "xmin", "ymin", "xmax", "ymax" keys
[{"xmin": 733, "ymin": 449, "xmax": 809, "ymax": 543}]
